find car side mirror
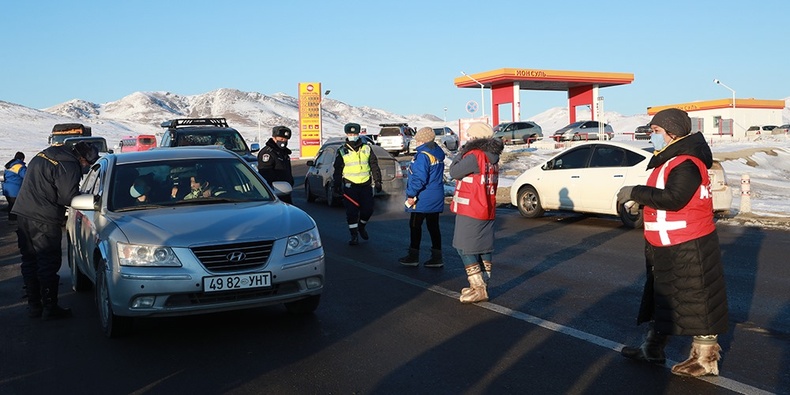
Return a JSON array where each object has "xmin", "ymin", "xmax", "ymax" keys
[
  {"xmin": 250, "ymin": 142, "xmax": 260, "ymax": 152},
  {"xmin": 306, "ymin": 160, "xmax": 315, "ymax": 167},
  {"xmin": 271, "ymin": 181, "xmax": 293, "ymax": 198},
  {"xmin": 70, "ymin": 194, "xmax": 98, "ymax": 210}
]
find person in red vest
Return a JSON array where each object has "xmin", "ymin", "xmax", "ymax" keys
[
  {"xmin": 449, "ymin": 122, "xmax": 504, "ymax": 303},
  {"xmin": 617, "ymin": 108, "xmax": 728, "ymax": 377}
]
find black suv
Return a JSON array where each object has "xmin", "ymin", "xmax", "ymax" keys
[{"xmin": 159, "ymin": 118, "xmax": 259, "ymax": 164}]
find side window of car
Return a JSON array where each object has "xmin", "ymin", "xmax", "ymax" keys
[
  {"xmin": 80, "ymin": 162, "xmax": 103, "ymax": 194},
  {"xmin": 160, "ymin": 131, "xmax": 172, "ymax": 147},
  {"xmin": 590, "ymin": 147, "xmax": 625, "ymax": 167},
  {"xmin": 554, "ymin": 146, "xmax": 592, "ymax": 170},
  {"xmin": 624, "ymin": 150, "xmax": 646, "ymax": 167}
]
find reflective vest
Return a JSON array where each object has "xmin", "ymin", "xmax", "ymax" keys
[
  {"xmin": 450, "ymin": 149, "xmax": 498, "ymax": 220},
  {"xmin": 643, "ymin": 155, "xmax": 715, "ymax": 247},
  {"xmin": 340, "ymin": 143, "xmax": 372, "ymax": 184}
]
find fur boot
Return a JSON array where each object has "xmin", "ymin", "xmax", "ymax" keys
[
  {"xmin": 671, "ymin": 339, "xmax": 721, "ymax": 377},
  {"xmin": 398, "ymin": 248, "xmax": 420, "ymax": 266},
  {"xmin": 459, "ymin": 266, "xmax": 488, "ymax": 304},
  {"xmin": 621, "ymin": 323, "xmax": 669, "ymax": 364}
]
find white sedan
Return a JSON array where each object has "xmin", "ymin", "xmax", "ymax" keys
[{"xmin": 509, "ymin": 141, "xmax": 732, "ymax": 228}]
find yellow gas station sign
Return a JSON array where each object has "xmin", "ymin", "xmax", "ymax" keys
[{"xmin": 298, "ymin": 82, "xmax": 322, "ymax": 158}]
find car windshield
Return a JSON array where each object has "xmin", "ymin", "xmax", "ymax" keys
[
  {"xmin": 176, "ymin": 132, "xmax": 248, "ymax": 153},
  {"xmin": 110, "ymin": 158, "xmax": 273, "ymax": 211}
]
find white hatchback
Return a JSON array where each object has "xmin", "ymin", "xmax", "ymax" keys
[{"xmin": 509, "ymin": 141, "xmax": 732, "ymax": 228}]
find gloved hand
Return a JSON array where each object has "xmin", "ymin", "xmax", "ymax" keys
[
  {"xmin": 617, "ymin": 185, "xmax": 635, "ymax": 203},
  {"xmin": 374, "ymin": 183, "xmax": 382, "ymax": 193}
]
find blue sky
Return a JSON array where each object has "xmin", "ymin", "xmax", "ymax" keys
[{"xmin": 3, "ymin": 0, "xmax": 788, "ymax": 121}]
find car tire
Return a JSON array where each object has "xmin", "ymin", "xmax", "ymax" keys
[
  {"xmin": 96, "ymin": 260, "xmax": 132, "ymax": 338},
  {"xmin": 284, "ymin": 295, "xmax": 320, "ymax": 314},
  {"xmin": 516, "ymin": 185, "xmax": 544, "ymax": 218},
  {"xmin": 69, "ymin": 239, "xmax": 91, "ymax": 292},
  {"xmin": 305, "ymin": 182, "xmax": 316, "ymax": 203},
  {"xmin": 617, "ymin": 202, "xmax": 644, "ymax": 229}
]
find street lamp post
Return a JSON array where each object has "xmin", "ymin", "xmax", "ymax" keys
[
  {"xmin": 461, "ymin": 71, "xmax": 485, "ymax": 118},
  {"xmin": 713, "ymin": 78, "xmax": 736, "ymax": 112},
  {"xmin": 443, "ymin": 107, "xmax": 447, "ymax": 125},
  {"xmin": 319, "ymin": 89, "xmax": 330, "ymax": 142}
]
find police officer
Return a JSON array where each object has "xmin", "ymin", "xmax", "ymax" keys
[
  {"xmin": 13, "ymin": 141, "xmax": 99, "ymax": 319},
  {"xmin": 257, "ymin": 125, "xmax": 294, "ymax": 203},
  {"xmin": 333, "ymin": 122, "xmax": 382, "ymax": 245}
]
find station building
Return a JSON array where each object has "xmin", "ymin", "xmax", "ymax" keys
[{"xmin": 647, "ymin": 99, "xmax": 785, "ymax": 139}]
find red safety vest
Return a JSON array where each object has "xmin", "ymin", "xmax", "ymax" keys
[
  {"xmin": 643, "ymin": 155, "xmax": 715, "ymax": 246},
  {"xmin": 450, "ymin": 150, "xmax": 498, "ymax": 220}
]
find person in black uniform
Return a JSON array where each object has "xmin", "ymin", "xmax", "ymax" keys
[
  {"xmin": 333, "ymin": 123, "xmax": 382, "ymax": 245},
  {"xmin": 12, "ymin": 141, "xmax": 99, "ymax": 320},
  {"xmin": 257, "ymin": 125, "xmax": 294, "ymax": 203}
]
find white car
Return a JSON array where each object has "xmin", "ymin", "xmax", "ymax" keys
[
  {"xmin": 407, "ymin": 127, "xmax": 460, "ymax": 153},
  {"xmin": 509, "ymin": 141, "xmax": 733, "ymax": 228}
]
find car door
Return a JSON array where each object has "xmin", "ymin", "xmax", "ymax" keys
[
  {"xmin": 583, "ymin": 145, "xmax": 630, "ymax": 212},
  {"xmin": 539, "ymin": 146, "xmax": 593, "ymax": 210},
  {"xmin": 73, "ymin": 160, "xmax": 105, "ymax": 280},
  {"xmin": 308, "ymin": 145, "xmax": 337, "ymax": 197}
]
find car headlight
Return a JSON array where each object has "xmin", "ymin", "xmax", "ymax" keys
[
  {"xmin": 285, "ymin": 227, "xmax": 322, "ymax": 256},
  {"xmin": 117, "ymin": 242, "xmax": 182, "ymax": 267}
]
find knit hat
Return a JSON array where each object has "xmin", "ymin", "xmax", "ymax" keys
[
  {"xmin": 414, "ymin": 127, "xmax": 435, "ymax": 144},
  {"xmin": 129, "ymin": 175, "xmax": 152, "ymax": 198},
  {"xmin": 344, "ymin": 123, "xmax": 361, "ymax": 134},
  {"xmin": 272, "ymin": 126, "xmax": 291, "ymax": 139},
  {"xmin": 650, "ymin": 108, "xmax": 691, "ymax": 137},
  {"xmin": 466, "ymin": 122, "xmax": 494, "ymax": 139}
]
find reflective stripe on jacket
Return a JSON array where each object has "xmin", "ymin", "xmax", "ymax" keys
[
  {"xmin": 340, "ymin": 144, "xmax": 372, "ymax": 184},
  {"xmin": 643, "ymin": 155, "xmax": 715, "ymax": 246}
]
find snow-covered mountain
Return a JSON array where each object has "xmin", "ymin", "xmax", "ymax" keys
[{"xmin": 1, "ymin": 90, "xmax": 788, "ymax": 162}]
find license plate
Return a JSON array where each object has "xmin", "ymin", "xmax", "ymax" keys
[{"xmin": 203, "ymin": 272, "xmax": 271, "ymax": 293}]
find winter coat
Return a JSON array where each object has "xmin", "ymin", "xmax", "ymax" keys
[
  {"xmin": 405, "ymin": 141, "xmax": 446, "ymax": 213},
  {"xmin": 630, "ymin": 132, "xmax": 729, "ymax": 336},
  {"xmin": 449, "ymin": 137, "xmax": 504, "ymax": 255},
  {"xmin": 2, "ymin": 158, "xmax": 27, "ymax": 198},
  {"xmin": 257, "ymin": 138, "xmax": 294, "ymax": 186},
  {"xmin": 11, "ymin": 145, "xmax": 83, "ymax": 225}
]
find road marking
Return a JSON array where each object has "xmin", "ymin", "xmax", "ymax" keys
[{"xmin": 333, "ymin": 254, "xmax": 774, "ymax": 395}]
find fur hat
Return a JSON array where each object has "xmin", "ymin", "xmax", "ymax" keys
[
  {"xmin": 414, "ymin": 127, "xmax": 435, "ymax": 144},
  {"xmin": 72, "ymin": 142, "xmax": 100, "ymax": 164},
  {"xmin": 466, "ymin": 122, "xmax": 494, "ymax": 139},
  {"xmin": 650, "ymin": 108, "xmax": 691, "ymax": 137},
  {"xmin": 272, "ymin": 126, "xmax": 291, "ymax": 139},
  {"xmin": 344, "ymin": 123, "xmax": 361, "ymax": 134}
]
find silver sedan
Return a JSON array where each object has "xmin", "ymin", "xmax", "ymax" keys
[{"xmin": 67, "ymin": 147, "xmax": 324, "ymax": 337}]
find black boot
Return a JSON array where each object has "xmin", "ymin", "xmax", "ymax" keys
[
  {"xmin": 24, "ymin": 279, "xmax": 42, "ymax": 318},
  {"xmin": 621, "ymin": 323, "xmax": 668, "ymax": 364},
  {"xmin": 423, "ymin": 248, "xmax": 444, "ymax": 268},
  {"xmin": 358, "ymin": 222, "xmax": 369, "ymax": 240},
  {"xmin": 41, "ymin": 284, "xmax": 72, "ymax": 320},
  {"xmin": 398, "ymin": 248, "xmax": 419, "ymax": 266},
  {"xmin": 348, "ymin": 228, "xmax": 359, "ymax": 246}
]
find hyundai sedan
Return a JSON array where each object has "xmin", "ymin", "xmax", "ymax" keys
[
  {"xmin": 66, "ymin": 147, "xmax": 324, "ymax": 337},
  {"xmin": 509, "ymin": 141, "xmax": 732, "ymax": 228}
]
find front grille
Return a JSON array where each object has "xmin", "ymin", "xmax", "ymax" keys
[{"xmin": 191, "ymin": 240, "xmax": 274, "ymax": 272}]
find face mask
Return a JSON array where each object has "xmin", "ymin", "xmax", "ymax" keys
[
  {"xmin": 650, "ymin": 133, "xmax": 666, "ymax": 151},
  {"xmin": 347, "ymin": 136, "xmax": 359, "ymax": 142},
  {"xmin": 277, "ymin": 141, "xmax": 288, "ymax": 149}
]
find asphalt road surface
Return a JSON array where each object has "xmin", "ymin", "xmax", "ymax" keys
[{"xmin": 0, "ymin": 161, "xmax": 787, "ymax": 395}]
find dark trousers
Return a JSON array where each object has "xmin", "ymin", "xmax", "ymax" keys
[
  {"xmin": 17, "ymin": 216, "xmax": 64, "ymax": 289},
  {"xmin": 408, "ymin": 212, "xmax": 441, "ymax": 250},
  {"xmin": 342, "ymin": 182, "xmax": 374, "ymax": 225},
  {"xmin": 6, "ymin": 196, "xmax": 16, "ymax": 220}
]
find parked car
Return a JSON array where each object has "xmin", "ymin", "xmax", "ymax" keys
[
  {"xmin": 773, "ymin": 124, "xmax": 790, "ymax": 134},
  {"xmin": 746, "ymin": 125, "xmax": 778, "ymax": 136},
  {"xmin": 407, "ymin": 127, "xmax": 460, "ymax": 153},
  {"xmin": 377, "ymin": 123, "xmax": 415, "ymax": 156},
  {"xmin": 553, "ymin": 121, "xmax": 614, "ymax": 141},
  {"xmin": 509, "ymin": 141, "xmax": 733, "ymax": 228},
  {"xmin": 66, "ymin": 147, "xmax": 324, "ymax": 337},
  {"xmin": 493, "ymin": 121, "xmax": 543, "ymax": 144},
  {"xmin": 633, "ymin": 124, "xmax": 652, "ymax": 140},
  {"xmin": 159, "ymin": 118, "xmax": 260, "ymax": 166},
  {"xmin": 304, "ymin": 137, "xmax": 406, "ymax": 206}
]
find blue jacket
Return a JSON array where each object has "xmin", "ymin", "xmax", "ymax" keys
[
  {"xmin": 406, "ymin": 141, "xmax": 446, "ymax": 213},
  {"xmin": 2, "ymin": 159, "xmax": 27, "ymax": 198}
]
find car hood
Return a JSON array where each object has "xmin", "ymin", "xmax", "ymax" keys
[{"xmin": 107, "ymin": 202, "xmax": 316, "ymax": 247}]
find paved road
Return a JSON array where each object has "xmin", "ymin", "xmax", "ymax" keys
[{"xmin": 0, "ymin": 165, "xmax": 787, "ymax": 394}]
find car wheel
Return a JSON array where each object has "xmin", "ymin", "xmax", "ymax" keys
[
  {"xmin": 96, "ymin": 260, "xmax": 132, "ymax": 338},
  {"xmin": 617, "ymin": 202, "xmax": 644, "ymax": 229},
  {"xmin": 284, "ymin": 295, "xmax": 320, "ymax": 314},
  {"xmin": 571, "ymin": 134, "xmax": 581, "ymax": 141},
  {"xmin": 516, "ymin": 185, "xmax": 544, "ymax": 218},
  {"xmin": 305, "ymin": 182, "xmax": 316, "ymax": 203},
  {"xmin": 69, "ymin": 240, "xmax": 91, "ymax": 292}
]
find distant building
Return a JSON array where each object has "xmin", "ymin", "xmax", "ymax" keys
[{"xmin": 647, "ymin": 98, "xmax": 785, "ymax": 139}]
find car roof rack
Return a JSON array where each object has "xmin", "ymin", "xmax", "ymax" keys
[
  {"xmin": 160, "ymin": 118, "xmax": 229, "ymax": 129},
  {"xmin": 379, "ymin": 123, "xmax": 409, "ymax": 127}
]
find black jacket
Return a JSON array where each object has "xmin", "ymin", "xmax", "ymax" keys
[
  {"xmin": 257, "ymin": 138, "xmax": 294, "ymax": 186},
  {"xmin": 11, "ymin": 145, "xmax": 83, "ymax": 225},
  {"xmin": 631, "ymin": 133, "xmax": 728, "ymax": 336}
]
